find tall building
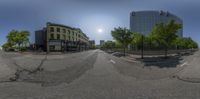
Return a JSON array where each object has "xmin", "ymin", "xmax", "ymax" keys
[
  {"xmin": 100, "ymin": 40, "xmax": 105, "ymax": 46},
  {"xmin": 35, "ymin": 22, "xmax": 90, "ymax": 52},
  {"xmin": 130, "ymin": 10, "xmax": 183, "ymax": 37}
]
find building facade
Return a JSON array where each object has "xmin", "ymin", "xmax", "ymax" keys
[
  {"xmin": 89, "ymin": 40, "xmax": 95, "ymax": 48},
  {"xmin": 130, "ymin": 10, "xmax": 183, "ymax": 37},
  {"xmin": 100, "ymin": 40, "xmax": 105, "ymax": 46},
  {"xmin": 35, "ymin": 22, "xmax": 90, "ymax": 52}
]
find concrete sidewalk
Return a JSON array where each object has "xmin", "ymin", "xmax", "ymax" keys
[{"xmin": 177, "ymin": 50, "xmax": 200, "ymax": 82}]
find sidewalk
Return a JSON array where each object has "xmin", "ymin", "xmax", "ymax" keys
[
  {"xmin": 177, "ymin": 50, "xmax": 200, "ymax": 82},
  {"xmin": 120, "ymin": 53, "xmax": 178, "ymax": 63}
]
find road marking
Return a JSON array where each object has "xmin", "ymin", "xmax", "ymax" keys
[
  {"xmin": 180, "ymin": 62, "xmax": 188, "ymax": 67},
  {"xmin": 110, "ymin": 59, "xmax": 116, "ymax": 64}
]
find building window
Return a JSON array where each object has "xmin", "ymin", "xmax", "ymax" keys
[
  {"xmin": 57, "ymin": 28, "xmax": 60, "ymax": 32},
  {"xmin": 57, "ymin": 34, "xmax": 60, "ymax": 39},
  {"xmin": 63, "ymin": 29, "xmax": 66, "ymax": 33},
  {"xmin": 50, "ymin": 27, "xmax": 54, "ymax": 32},
  {"xmin": 68, "ymin": 30, "xmax": 70, "ymax": 34},
  {"xmin": 50, "ymin": 45, "xmax": 55, "ymax": 51},
  {"xmin": 63, "ymin": 34, "xmax": 66, "ymax": 39},
  {"xmin": 50, "ymin": 34, "xmax": 54, "ymax": 39}
]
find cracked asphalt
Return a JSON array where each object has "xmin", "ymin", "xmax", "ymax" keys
[{"xmin": 0, "ymin": 49, "xmax": 200, "ymax": 99}]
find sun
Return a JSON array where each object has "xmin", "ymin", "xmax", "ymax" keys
[{"xmin": 97, "ymin": 28, "xmax": 103, "ymax": 33}]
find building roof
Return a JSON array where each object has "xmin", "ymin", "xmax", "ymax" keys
[
  {"xmin": 47, "ymin": 22, "xmax": 89, "ymax": 39},
  {"xmin": 130, "ymin": 10, "xmax": 182, "ymax": 22},
  {"xmin": 47, "ymin": 22, "xmax": 75, "ymax": 30}
]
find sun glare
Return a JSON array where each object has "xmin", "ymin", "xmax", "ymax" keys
[{"xmin": 98, "ymin": 28, "xmax": 103, "ymax": 33}]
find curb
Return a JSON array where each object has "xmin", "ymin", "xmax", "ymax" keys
[{"xmin": 176, "ymin": 76, "xmax": 200, "ymax": 83}]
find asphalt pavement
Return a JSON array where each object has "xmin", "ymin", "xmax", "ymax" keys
[
  {"xmin": 0, "ymin": 49, "xmax": 200, "ymax": 99},
  {"xmin": 177, "ymin": 50, "xmax": 200, "ymax": 82}
]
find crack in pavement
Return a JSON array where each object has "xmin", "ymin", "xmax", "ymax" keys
[
  {"xmin": 9, "ymin": 51, "xmax": 98, "ymax": 87},
  {"xmin": 11, "ymin": 55, "xmax": 47, "ymax": 81}
]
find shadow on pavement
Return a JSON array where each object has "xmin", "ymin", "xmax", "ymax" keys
[{"xmin": 136, "ymin": 56, "xmax": 183, "ymax": 68}]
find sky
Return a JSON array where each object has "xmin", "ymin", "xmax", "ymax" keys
[{"xmin": 0, "ymin": 0, "xmax": 200, "ymax": 45}]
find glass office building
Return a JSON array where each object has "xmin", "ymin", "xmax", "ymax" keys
[{"xmin": 130, "ymin": 10, "xmax": 183, "ymax": 37}]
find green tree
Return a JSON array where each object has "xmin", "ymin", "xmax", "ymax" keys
[
  {"xmin": 114, "ymin": 41, "xmax": 123, "ymax": 48},
  {"xmin": 131, "ymin": 32, "xmax": 143, "ymax": 50},
  {"xmin": 6, "ymin": 30, "xmax": 30, "ymax": 51},
  {"xmin": 184, "ymin": 37, "xmax": 198, "ymax": 49},
  {"xmin": 173, "ymin": 37, "xmax": 198, "ymax": 49},
  {"xmin": 101, "ymin": 41, "xmax": 116, "ymax": 49},
  {"xmin": 111, "ymin": 27, "xmax": 133, "ymax": 56},
  {"xmin": 6, "ymin": 30, "xmax": 18, "ymax": 46},
  {"xmin": 149, "ymin": 20, "xmax": 182, "ymax": 58},
  {"xmin": 173, "ymin": 37, "xmax": 185, "ymax": 49},
  {"xmin": 2, "ymin": 42, "xmax": 13, "ymax": 50},
  {"xmin": 131, "ymin": 32, "xmax": 145, "ymax": 58}
]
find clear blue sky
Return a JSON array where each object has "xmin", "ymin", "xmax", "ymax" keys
[{"xmin": 0, "ymin": 0, "xmax": 199, "ymax": 45}]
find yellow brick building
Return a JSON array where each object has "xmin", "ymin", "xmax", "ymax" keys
[{"xmin": 35, "ymin": 22, "xmax": 90, "ymax": 52}]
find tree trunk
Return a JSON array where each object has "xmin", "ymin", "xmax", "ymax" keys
[
  {"xmin": 165, "ymin": 46, "xmax": 168, "ymax": 58},
  {"xmin": 123, "ymin": 45, "xmax": 126, "ymax": 56},
  {"xmin": 18, "ymin": 43, "xmax": 21, "ymax": 51},
  {"xmin": 141, "ymin": 35, "xmax": 144, "ymax": 59}
]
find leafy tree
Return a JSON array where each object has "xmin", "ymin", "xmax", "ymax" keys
[
  {"xmin": 184, "ymin": 37, "xmax": 198, "ymax": 49},
  {"xmin": 101, "ymin": 41, "xmax": 116, "ymax": 49},
  {"xmin": 173, "ymin": 37, "xmax": 198, "ymax": 49},
  {"xmin": 90, "ymin": 45, "xmax": 96, "ymax": 49},
  {"xmin": 131, "ymin": 32, "xmax": 144, "ymax": 50},
  {"xmin": 16, "ymin": 30, "xmax": 30, "ymax": 49},
  {"xmin": 149, "ymin": 20, "xmax": 182, "ymax": 58},
  {"xmin": 6, "ymin": 30, "xmax": 18, "ymax": 46},
  {"xmin": 173, "ymin": 37, "xmax": 185, "ymax": 49},
  {"xmin": 115, "ymin": 41, "xmax": 123, "ymax": 48},
  {"xmin": 111, "ymin": 27, "xmax": 133, "ymax": 56},
  {"xmin": 131, "ymin": 32, "xmax": 145, "ymax": 58},
  {"xmin": 6, "ymin": 30, "xmax": 30, "ymax": 51},
  {"xmin": 2, "ymin": 42, "xmax": 13, "ymax": 50}
]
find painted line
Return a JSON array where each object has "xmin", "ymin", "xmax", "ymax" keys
[
  {"xmin": 180, "ymin": 62, "xmax": 188, "ymax": 67},
  {"xmin": 110, "ymin": 59, "xmax": 116, "ymax": 64}
]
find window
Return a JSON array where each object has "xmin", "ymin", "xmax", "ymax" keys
[
  {"xmin": 63, "ymin": 29, "xmax": 66, "ymax": 33},
  {"xmin": 50, "ymin": 34, "xmax": 54, "ymax": 39},
  {"xmin": 68, "ymin": 30, "xmax": 70, "ymax": 34},
  {"xmin": 63, "ymin": 34, "xmax": 66, "ymax": 39},
  {"xmin": 57, "ymin": 28, "xmax": 60, "ymax": 32},
  {"xmin": 50, "ymin": 27, "xmax": 54, "ymax": 32},
  {"xmin": 50, "ymin": 45, "xmax": 55, "ymax": 51},
  {"xmin": 57, "ymin": 34, "xmax": 60, "ymax": 39}
]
